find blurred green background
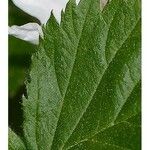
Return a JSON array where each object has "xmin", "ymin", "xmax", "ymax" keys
[{"xmin": 9, "ymin": 0, "xmax": 39, "ymax": 135}]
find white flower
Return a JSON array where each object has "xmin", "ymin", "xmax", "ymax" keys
[
  {"xmin": 9, "ymin": 23, "xmax": 43, "ymax": 45},
  {"xmin": 9, "ymin": 0, "xmax": 108, "ymax": 45},
  {"xmin": 101, "ymin": 0, "xmax": 108, "ymax": 10},
  {"xmin": 9, "ymin": 0, "xmax": 80, "ymax": 44}
]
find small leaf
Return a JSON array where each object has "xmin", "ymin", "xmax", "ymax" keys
[{"xmin": 9, "ymin": 128, "xmax": 26, "ymax": 150}]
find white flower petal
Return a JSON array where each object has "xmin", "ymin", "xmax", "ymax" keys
[
  {"xmin": 101, "ymin": 0, "xmax": 108, "ymax": 10},
  {"xmin": 76, "ymin": 0, "xmax": 80, "ymax": 5},
  {"xmin": 12, "ymin": 0, "xmax": 80, "ymax": 24},
  {"xmin": 9, "ymin": 23, "xmax": 43, "ymax": 45}
]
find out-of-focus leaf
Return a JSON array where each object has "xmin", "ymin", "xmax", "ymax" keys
[{"xmin": 9, "ymin": 0, "xmax": 37, "ymax": 98}]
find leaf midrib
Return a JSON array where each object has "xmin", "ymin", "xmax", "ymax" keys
[
  {"xmin": 35, "ymin": 76, "xmax": 40, "ymax": 150},
  {"xmin": 50, "ymin": 0, "xmax": 94, "ymax": 148}
]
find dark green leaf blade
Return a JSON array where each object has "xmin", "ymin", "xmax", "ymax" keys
[
  {"xmin": 50, "ymin": 0, "xmax": 109, "ymax": 149},
  {"xmin": 22, "ymin": 47, "xmax": 62, "ymax": 150},
  {"xmin": 19, "ymin": 0, "xmax": 141, "ymax": 150},
  {"xmin": 52, "ymin": 0, "xmax": 141, "ymax": 149},
  {"xmin": 68, "ymin": 115, "xmax": 141, "ymax": 150},
  {"xmin": 64, "ymin": 19, "xmax": 141, "ymax": 149}
]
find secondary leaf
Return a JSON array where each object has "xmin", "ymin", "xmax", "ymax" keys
[
  {"xmin": 9, "ymin": 0, "xmax": 141, "ymax": 149},
  {"xmin": 9, "ymin": 128, "xmax": 26, "ymax": 150}
]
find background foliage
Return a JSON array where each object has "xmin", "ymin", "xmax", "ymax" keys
[{"xmin": 9, "ymin": 0, "xmax": 37, "ymax": 134}]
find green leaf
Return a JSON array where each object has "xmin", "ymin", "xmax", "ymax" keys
[
  {"xmin": 9, "ymin": 128, "xmax": 26, "ymax": 150},
  {"xmin": 9, "ymin": 0, "xmax": 141, "ymax": 149},
  {"xmin": 68, "ymin": 114, "xmax": 141, "ymax": 150}
]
